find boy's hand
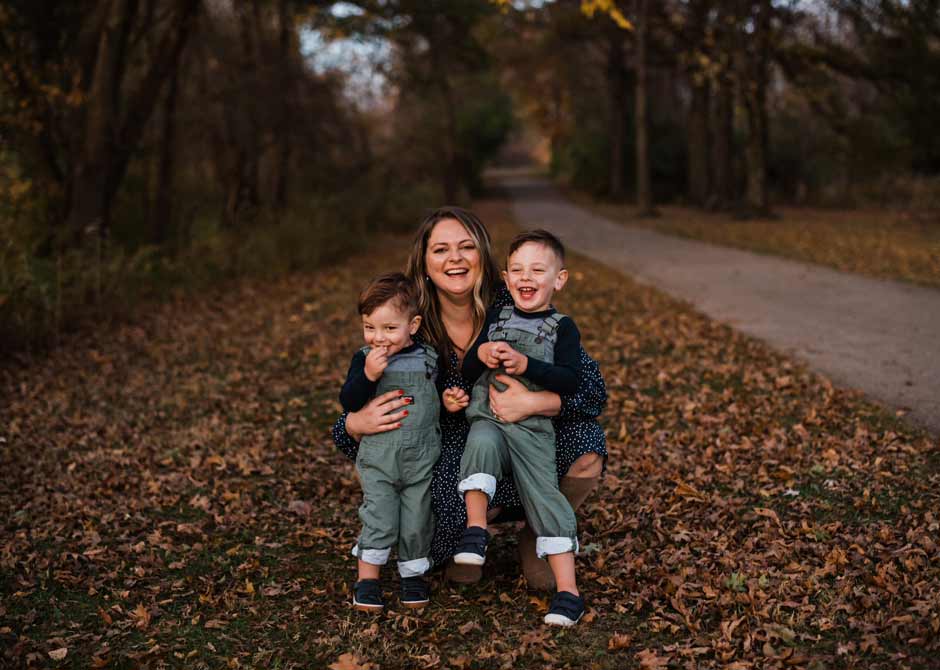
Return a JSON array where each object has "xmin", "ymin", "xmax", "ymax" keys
[
  {"xmin": 477, "ymin": 342, "xmax": 502, "ymax": 369},
  {"xmin": 496, "ymin": 344, "xmax": 528, "ymax": 376},
  {"xmin": 364, "ymin": 346, "xmax": 389, "ymax": 381},
  {"xmin": 443, "ymin": 386, "xmax": 469, "ymax": 413}
]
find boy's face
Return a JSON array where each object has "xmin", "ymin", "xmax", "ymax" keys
[
  {"xmin": 502, "ymin": 242, "xmax": 568, "ymax": 313},
  {"xmin": 362, "ymin": 300, "xmax": 421, "ymax": 357}
]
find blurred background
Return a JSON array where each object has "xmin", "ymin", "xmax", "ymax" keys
[{"xmin": 2, "ymin": 0, "xmax": 938, "ymax": 351}]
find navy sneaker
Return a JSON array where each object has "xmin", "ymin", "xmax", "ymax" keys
[
  {"xmin": 543, "ymin": 591, "xmax": 585, "ymax": 627},
  {"xmin": 400, "ymin": 576, "xmax": 430, "ymax": 608},
  {"xmin": 453, "ymin": 526, "xmax": 490, "ymax": 566},
  {"xmin": 352, "ymin": 579, "xmax": 384, "ymax": 612}
]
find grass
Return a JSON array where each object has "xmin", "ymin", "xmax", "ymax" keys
[{"xmin": 569, "ymin": 190, "xmax": 940, "ymax": 288}]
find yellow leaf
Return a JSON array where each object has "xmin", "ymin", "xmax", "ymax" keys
[{"xmin": 49, "ymin": 648, "xmax": 68, "ymax": 661}]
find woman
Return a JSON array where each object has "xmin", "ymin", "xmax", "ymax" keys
[{"xmin": 332, "ymin": 206, "xmax": 606, "ymax": 587}]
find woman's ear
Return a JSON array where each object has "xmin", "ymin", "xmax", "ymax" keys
[
  {"xmin": 409, "ymin": 314, "xmax": 422, "ymax": 335},
  {"xmin": 554, "ymin": 268, "xmax": 569, "ymax": 292}
]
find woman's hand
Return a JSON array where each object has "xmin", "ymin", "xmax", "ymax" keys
[
  {"xmin": 488, "ymin": 375, "xmax": 562, "ymax": 423},
  {"xmin": 344, "ymin": 389, "xmax": 411, "ymax": 441},
  {"xmin": 443, "ymin": 386, "xmax": 470, "ymax": 413}
]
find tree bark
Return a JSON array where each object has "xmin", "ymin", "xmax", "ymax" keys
[
  {"xmin": 153, "ymin": 54, "xmax": 181, "ymax": 245},
  {"xmin": 742, "ymin": 0, "xmax": 772, "ymax": 215},
  {"xmin": 687, "ymin": 77, "xmax": 710, "ymax": 206},
  {"xmin": 710, "ymin": 72, "xmax": 734, "ymax": 210},
  {"xmin": 273, "ymin": 0, "xmax": 292, "ymax": 215},
  {"xmin": 634, "ymin": 0, "xmax": 656, "ymax": 216},
  {"xmin": 607, "ymin": 29, "xmax": 626, "ymax": 200}
]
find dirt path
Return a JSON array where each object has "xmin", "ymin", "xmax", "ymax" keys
[{"xmin": 499, "ymin": 171, "xmax": 940, "ymax": 435}]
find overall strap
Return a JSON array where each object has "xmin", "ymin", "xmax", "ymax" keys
[
  {"xmin": 422, "ymin": 344, "xmax": 439, "ymax": 379},
  {"xmin": 493, "ymin": 305, "xmax": 515, "ymax": 332},
  {"xmin": 536, "ymin": 312, "xmax": 565, "ymax": 343}
]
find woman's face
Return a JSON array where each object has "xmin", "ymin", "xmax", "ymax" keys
[{"xmin": 425, "ymin": 218, "xmax": 481, "ymax": 300}]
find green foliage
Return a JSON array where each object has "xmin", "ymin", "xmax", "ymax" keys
[
  {"xmin": 457, "ymin": 75, "xmax": 515, "ymax": 195},
  {"xmin": 0, "ymin": 169, "xmax": 438, "ymax": 354}
]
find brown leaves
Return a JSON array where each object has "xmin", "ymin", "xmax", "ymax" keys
[
  {"xmin": 607, "ymin": 633, "xmax": 632, "ymax": 651},
  {"xmin": 1, "ymin": 197, "xmax": 938, "ymax": 668},
  {"xmin": 636, "ymin": 648, "xmax": 670, "ymax": 669},
  {"xmin": 329, "ymin": 653, "xmax": 378, "ymax": 670}
]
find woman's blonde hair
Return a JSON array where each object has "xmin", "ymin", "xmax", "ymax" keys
[{"xmin": 404, "ymin": 206, "xmax": 500, "ymax": 368}]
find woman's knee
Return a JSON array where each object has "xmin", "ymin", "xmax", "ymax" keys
[{"xmin": 565, "ymin": 453, "xmax": 603, "ymax": 478}]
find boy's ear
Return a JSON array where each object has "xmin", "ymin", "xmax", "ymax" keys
[
  {"xmin": 501, "ymin": 269, "xmax": 508, "ymax": 283},
  {"xmin": 409, "ymin": 314, "xmax": 422, "ymax": 335},
  {"xmin": 554, "ymin": 268, "xmax": 569, "ymax": 292}
]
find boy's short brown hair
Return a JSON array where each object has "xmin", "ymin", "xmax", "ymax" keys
[
  {"xmin": 507, "ymin": 229, "xmax": 566, "ymax": 266},
  {"xmin": 358, "ymin": 272, "xmax": 419, "ymax": 317}
]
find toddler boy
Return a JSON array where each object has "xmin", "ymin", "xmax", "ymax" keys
[{"xmin": 455, "ymin": 230, "xmax": 586, "ymax": 627}]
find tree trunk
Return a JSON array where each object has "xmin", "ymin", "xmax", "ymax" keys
[
  {"xmin": 687, "ymin": 77, "xmax": 710, "ymax": 206},
  {"xmin": 273, "ymin": 0, "xmax": 292, "ymax": 215},
  {"xmin": 742, "ymin": 0, "xmax": 772, "ymax": 215},
  {"xmin": 64, "ymin": 0, "xmax": 199, "ymax": 240},
  {"xmin": 710, "ymin": 72, "xmax": 734, "ymax": 210},
  {"xmin": 607, "ymin": 29, "xmax": 626, "ymax": 200},
  {"xmin": 634, "ymin": 0, "xmax": 656, "ymax": 216},
  {"xmin": 153, "ymin": 55, "xmax": 180, "ymax": 245}
]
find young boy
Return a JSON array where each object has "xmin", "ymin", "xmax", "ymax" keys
[
  {"xmin": 340, "ymin": 273, "xmax": 463, "ymax": 611},
  {"xmin": 454, "ymin": 230, "xmax": 586, "ymax": 627}
]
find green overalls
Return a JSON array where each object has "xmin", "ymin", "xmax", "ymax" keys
[
  {"xmin": 352, "ymin": 343, "xmax": 441, "ymax": 577},
  {"xmin": 458, "ymin": 306, "xmax": 579, "ymax": 558}
]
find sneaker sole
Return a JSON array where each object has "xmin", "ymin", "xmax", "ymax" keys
[
  {"xmin": 452, "ymin": 552, "xmax": 485, "ymax": 566},
  {"xmin": 352, "ymin": 598, "xmax": 384, "ymax": 613},
  {"xmin": 544, "ymin": 612, "xmax": 583, "ymax": 627},
  {"xmin": 401, "ymin": 599, "xmax": 429, "ymax": 609}
]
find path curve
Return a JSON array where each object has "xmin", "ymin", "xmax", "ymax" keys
[{"xmin": 498, "ymin": 171, "xmax": 940, "ymax": 436}]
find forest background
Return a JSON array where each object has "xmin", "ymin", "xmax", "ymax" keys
[{"xmin": 2, "ymin": 0, "xmax": 939, "ymax": 352}]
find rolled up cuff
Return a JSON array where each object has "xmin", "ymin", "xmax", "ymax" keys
[
  {"xmin": 457, "ymin": 473, "xmax": 498, "ymax": 501},
  {"xmin": 352, "ymin": 544, "xmax": 391, "ymax": 565},
  {"xmin": 398, "ymin": 557, "xmax": 430, "ymax": 578},
  {"xmin": 536, "ymin": 536, "xmax": 579, "ymax": 559}
]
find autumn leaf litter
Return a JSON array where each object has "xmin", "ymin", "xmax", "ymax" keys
[{"xmin": 1, "ymin": 198, "xmax": 938, "ymax": 669}]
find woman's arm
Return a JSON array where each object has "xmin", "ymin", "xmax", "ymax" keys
[
  {"xmin": 330, "ymin": 390, "xmax": 412, "ymax": 460},
  {"xmin": 487, "ymin": 346, "xmax": 607, "ymax": 423}
]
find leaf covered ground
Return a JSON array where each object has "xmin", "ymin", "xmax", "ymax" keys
[
  {"xmin": 1, "ymin": 197, "xmax": 938, "ymax": 669},
  {"xmin": 571, "ymin": 193, "xmax": 940, "ymax": 288}
]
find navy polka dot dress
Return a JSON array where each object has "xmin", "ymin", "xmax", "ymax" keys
[{"xmin": 332, "ymin": 288, "xmax": 608, "ymax": 567}]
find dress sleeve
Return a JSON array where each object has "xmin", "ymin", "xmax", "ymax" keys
[
  {"xmin": 332, "ymin": 412, "xmax": 359, "ymax": 461},
  {"xmin": 557, "ymin": 345, "xmax": 608, "ymax": 420}
]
